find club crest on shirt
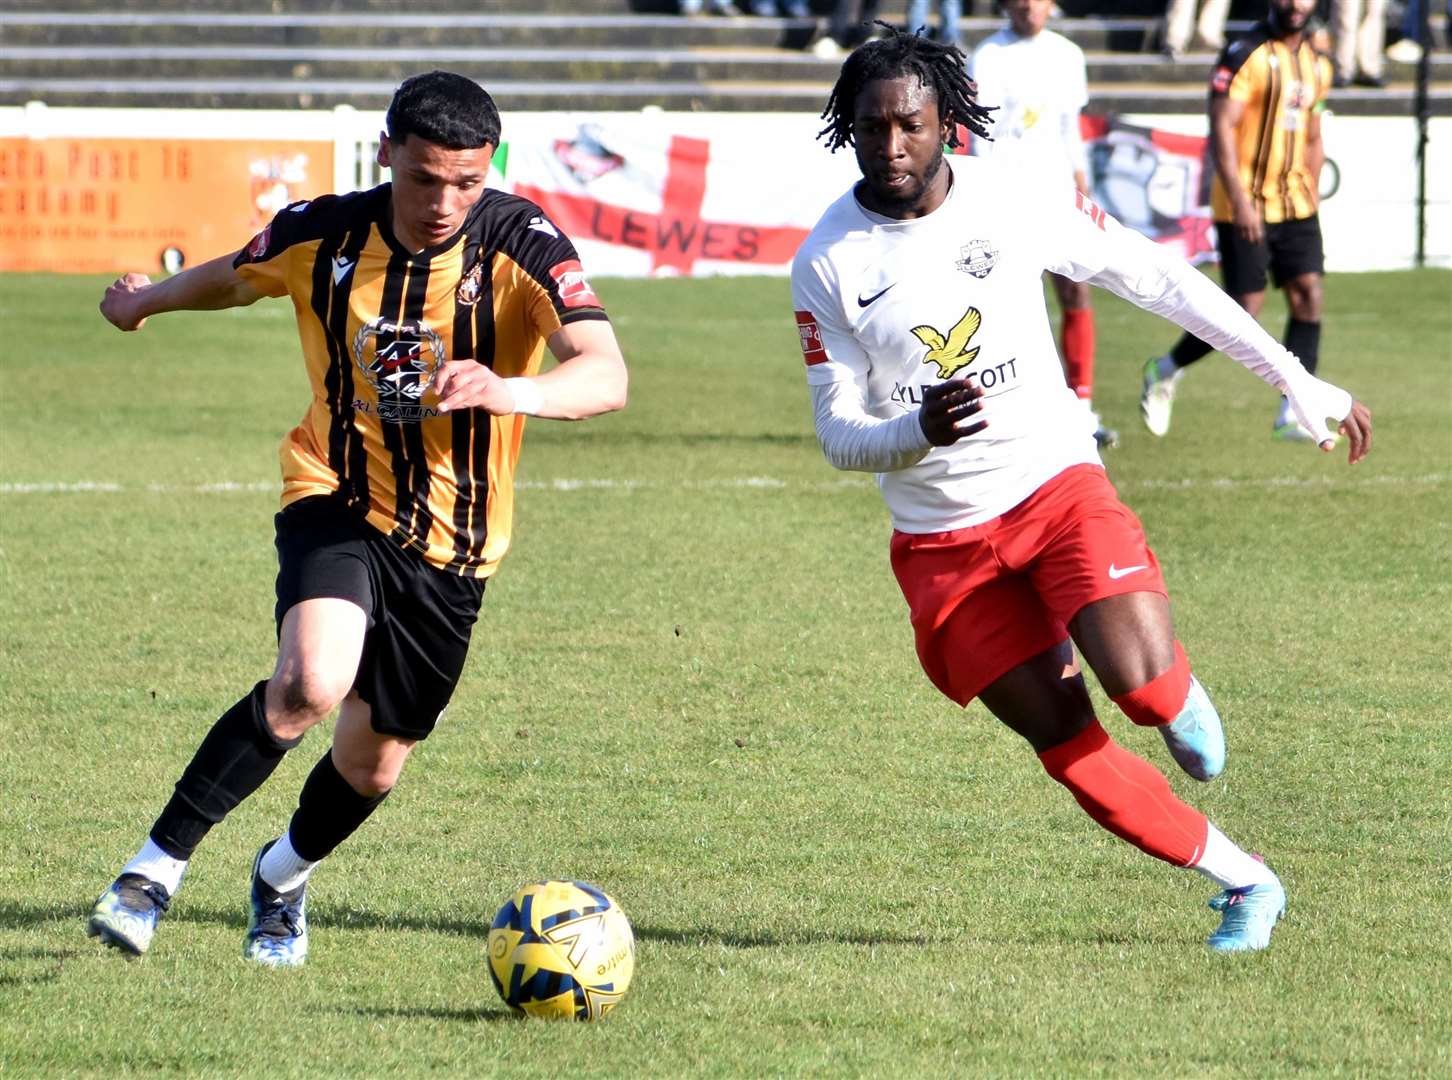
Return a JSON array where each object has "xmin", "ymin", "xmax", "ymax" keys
[
  {"xmin": 352, "ymin": 317, "xmax": 446, "ymax": 423},
  {"xmin": 456, "ymin": 253, "xmax": 485, "ymax": 306},
  {"xmin": 956, "ymin": 240, "xmax": 998, "ymax": 279}
]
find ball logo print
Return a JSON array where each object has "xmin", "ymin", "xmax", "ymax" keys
[{"xmin": 487, "ymin": 880, "xmax": 635, "ymax": 1020}]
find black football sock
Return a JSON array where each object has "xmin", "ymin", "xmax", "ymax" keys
[
  {"xmin": 1170, "ymin": 333, "xmax": 1214, "ymax": 370},
  {"xmin": 286, "ymin": 749, "xmax": 391, "ymax": 863},
  {"xmin": 149, "ymin": 681, "xmax": 302, "ymax": 860},
  {"xmin": 1284, "ymin": 318, "xmax": 1321, "ymax": 376}
]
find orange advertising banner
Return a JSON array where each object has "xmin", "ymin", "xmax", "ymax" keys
[{"xmin": 0, "ymin": 137, "xmax": 334, "ymax": 273}]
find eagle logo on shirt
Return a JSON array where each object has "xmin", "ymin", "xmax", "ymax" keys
[{"xmin": 911, "ymin": 308, "xmax": 982, "ymax": 378}]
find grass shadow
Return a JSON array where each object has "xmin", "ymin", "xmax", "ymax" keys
[
  {"xmin": 0, "ymin": 945, "xmax": 80, "ymax": 988},
  {"xmin": 342, "ymin": 1003, "xmax": 520, "ymax": 1025},
  {"xmin": 633, "ymin": 923, "xmax": 940, "ymax": 949}
]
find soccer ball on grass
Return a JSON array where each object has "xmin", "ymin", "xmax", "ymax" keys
[{"xmin": 487, "ymin": 879, "xmax": 635, "ymax": 1020}]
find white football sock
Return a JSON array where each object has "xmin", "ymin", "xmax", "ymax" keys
[
  {"xmin": 123, "ymin": 837, "xmax": 188, "ymax": 895},
  {"xmin": 1192, "ymin": 823, "xmax": 1279, "ymax": 890},
  {"xmin": 1275, "ymin": 395, "xmax": 1297, "ymax": 426},
  {"xmin": 258, "ymin": 832, "xmax": 318, "ymax": 894}
]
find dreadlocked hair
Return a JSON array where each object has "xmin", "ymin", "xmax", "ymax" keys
[{"xmin": 816, "ymin": 23, "xmax": 994, "ymax": 152}]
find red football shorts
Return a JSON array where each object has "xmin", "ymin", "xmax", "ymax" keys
[{"xmin": 890, "ymin": 463, "xmax": 1167, "ymax": 706}]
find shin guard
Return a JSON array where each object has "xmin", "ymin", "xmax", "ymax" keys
[
  {"xmin": 1038, "ymin": 720, "xmax": 1209, "ymax": 867},
  {"xmin": 286, "ymin": 751, "xmax": 390, "ymax": 863},
  {"xmin": 150, "ymin": 681, "xmax": 302, "ymax": 859}
]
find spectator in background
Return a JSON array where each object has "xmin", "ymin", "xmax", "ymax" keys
[
  {"xmin": 1142, "ymin": 0, "xmax": 1335, "ymax": 440},
  {"xmin": 1161, "ymin": 0, "xmax": 1231, "ymax": 58},
  {"xmin": 1330, "ymin": 0, "xmax": 1387, "ymax": 84},
  {"xmin": 679, "ymin": 0, "xmax": 742, "ymax": 14},
  {"xmin": 906, "ymin": 1, "xmax": 965, "ymax": 50},
  {"xmin": 1386, "ymin": 0, "xmax": 1446, "ymax": 61},
  {"xmin": 814, "ymin": 1, "xmax": 885, "ymax": 55},
  {"xmin": 971, "ymin": 0, "xmax": 1117, "ymax": 447}
]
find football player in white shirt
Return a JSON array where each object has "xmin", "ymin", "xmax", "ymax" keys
[
  {"xmin": 969, "ymin": 0, "xmax": 1113, "ymax": 448},
  {"xmin": 792, "ymin": 27, "xmax": 1371, "ymax": 953}
]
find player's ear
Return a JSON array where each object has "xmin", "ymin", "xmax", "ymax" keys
[{"xmin": 376, "ymin": 133, "xmax": 392, "ymax": 169}]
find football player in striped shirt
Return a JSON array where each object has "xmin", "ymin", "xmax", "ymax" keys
[
  {"xmin": 87, "ymin": 71, "xmax": 628, "ymax": 967},
  {"xmin": 1141, "ymin": 0, "xmax": 1334, "ymax": 441},
  {"xmin": 793, "ymin": 27, "xmax": 1370, "ymax": 952}
]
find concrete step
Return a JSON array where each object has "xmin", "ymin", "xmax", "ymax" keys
[
  {"xmin": 0, "ymin": 0, "xmax": 693, "ymax": 11},
  {"xmin": 0, "ymin": 12, "xmax": 1238, "ymax": 51},
  {"xmin": 0, "ymin": 12, "xmax": 817, "ymax": 50},
  {"xmin": 15, "ymin": 45, "xmax": 1364, "ymax": 85},
  {"xmin": 2, "ymin": 75, "xmax": 1445, "ymax": 116},
  {"xmin": 2, "ymin": 10, "xmax": 1444, "ymax": 53},
  {"xmin": 2, "ymin": 9, "xmax": 1447, "ymax": 116}
]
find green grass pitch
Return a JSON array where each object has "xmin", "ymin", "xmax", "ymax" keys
[{"xmin": 1, "ymin": 268, "xmax": 1449, "ymax": 1076}]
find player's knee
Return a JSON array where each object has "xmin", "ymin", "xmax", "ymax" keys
[
  {"xmin": 334, "ymin": 755, "xmax": 403, "ymax": 798},
  {"xmin": 1286, "ymin": 279, "xmax": 1322, "ymax": 319},
  {"xmin": 1111, "ymin": 641, "xmax": 1192, "ymax": 727},
  {"xmin": 267, "ymin": 668, "xmax": 350, "ymax": 729}
]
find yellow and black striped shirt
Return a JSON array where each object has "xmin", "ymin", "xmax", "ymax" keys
[
  {"xmin": 1209, "ymin": 22, "xmax": 1331, "ymax": 224},
  {"xmin": 234, "ymin": 186, "xmax": 608, "ymax": 578}
]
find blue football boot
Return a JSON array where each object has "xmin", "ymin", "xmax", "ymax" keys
[
  {"xmin": 1206, "ymin": 876, "xmax": 1287, "ymax": 953},
  {"xmin": 1159, "ymin": 675, "xmax": 1226, "ymax": 781},
  {"xmin": 244, "ymin": 842, "xmax": 308, "ymax": 968},
  {"xmin": 87, "ymin": 874, "xmax": 170, "ymax": 956}
]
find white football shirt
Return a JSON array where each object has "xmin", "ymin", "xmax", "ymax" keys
[
  {"xmin": 969, "ymin": 28, "xmax": 1090, "ymax": 185},
  {"xmin": 791, "ymin": 155, "xmax": 1319, "ymax": 534}
]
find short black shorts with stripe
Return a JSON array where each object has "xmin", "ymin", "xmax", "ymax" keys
[
  {"xmin": 1215, "ymin": 214, "xmax": 1325, "ymax": 296},
  {"xmin": 273, "ymin": 495, "xmax": 485, "ymax": 740}
]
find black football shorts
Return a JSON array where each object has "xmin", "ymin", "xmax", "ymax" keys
[
  {"xmin": 1215, "ymin": 214, "xmax": 1325, "ymax": 296},
  {"xmin": 273, "ymin": 495, "xmax": 485, "ymax": 740}
]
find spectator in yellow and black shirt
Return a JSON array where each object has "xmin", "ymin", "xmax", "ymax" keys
[
  {"xmin": 1141, "ymin": 0, "xmax": 1336, "ymax": 443},
  {"xmin": 86, "ymin": 71, "xmax": 628, "ymax": 969}
]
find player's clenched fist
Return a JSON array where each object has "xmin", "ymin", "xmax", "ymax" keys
[
  {"xmin": 918, "ymin": 377, "xmax": 987, "ymax": 446},
  {"xmin": 100, "ymin": 273, "xmax": 154, "ymax": 332}
]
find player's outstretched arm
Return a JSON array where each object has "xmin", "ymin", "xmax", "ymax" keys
[
  {"xmin": 432, "ymin": 319, "xmax": 627, "ymax": 420},
  {"xmin": 1055, "ymin": 205, "xmax": 1372, "ymax": 464},
  {"xmin": 99, "ymin": 252, "xmax": 266, "ymax": 332}
]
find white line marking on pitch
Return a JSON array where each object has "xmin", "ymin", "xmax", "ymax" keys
[{"xmin": 1, "ymin": 474, "xmax": 1444, "ymax": 497}]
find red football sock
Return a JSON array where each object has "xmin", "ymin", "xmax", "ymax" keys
[
  {"xmin": 1061, "ymin": 308, "xmax": 1096, "ymax": 400},
  {"xmin": 1112, "ymin": 641, "xmax": 1192, "ymax": 728},
  {"xmin": 1038, "ymin": 720, "xmax": 1208, "ymax": 867}
]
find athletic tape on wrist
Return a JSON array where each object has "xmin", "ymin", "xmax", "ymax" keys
[{"xmin": 503, "ymin": 377, "xmax": 544, "ymax": 416}]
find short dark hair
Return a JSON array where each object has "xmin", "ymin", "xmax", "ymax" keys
[
  {"xmin": 817, "ymin": 25, "xmax": 994, "ymax": 152},
  {"xmin": 385, "ymin": 71, "xmax": 501, "ymax": 150}
]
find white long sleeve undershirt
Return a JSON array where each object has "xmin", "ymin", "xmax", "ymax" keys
[{"xmin": 810, "ymin": 376, "xmax": 933, "ymax": 474}]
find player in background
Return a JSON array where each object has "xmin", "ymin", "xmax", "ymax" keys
[
  {"xmin": 1141, "ymin": 0, "xmax": 1333, "ymax": 441},
  {"xmin": 793, "ymin": 28, "xmax": 1370, "ymax": 951},
  {"xmin": 969, "ymin": 0, "xmax": 1116, "ymax": 449},
  {"xmin": 86, "ymin": 71, "xmax": 628, "ymax": 967}
]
